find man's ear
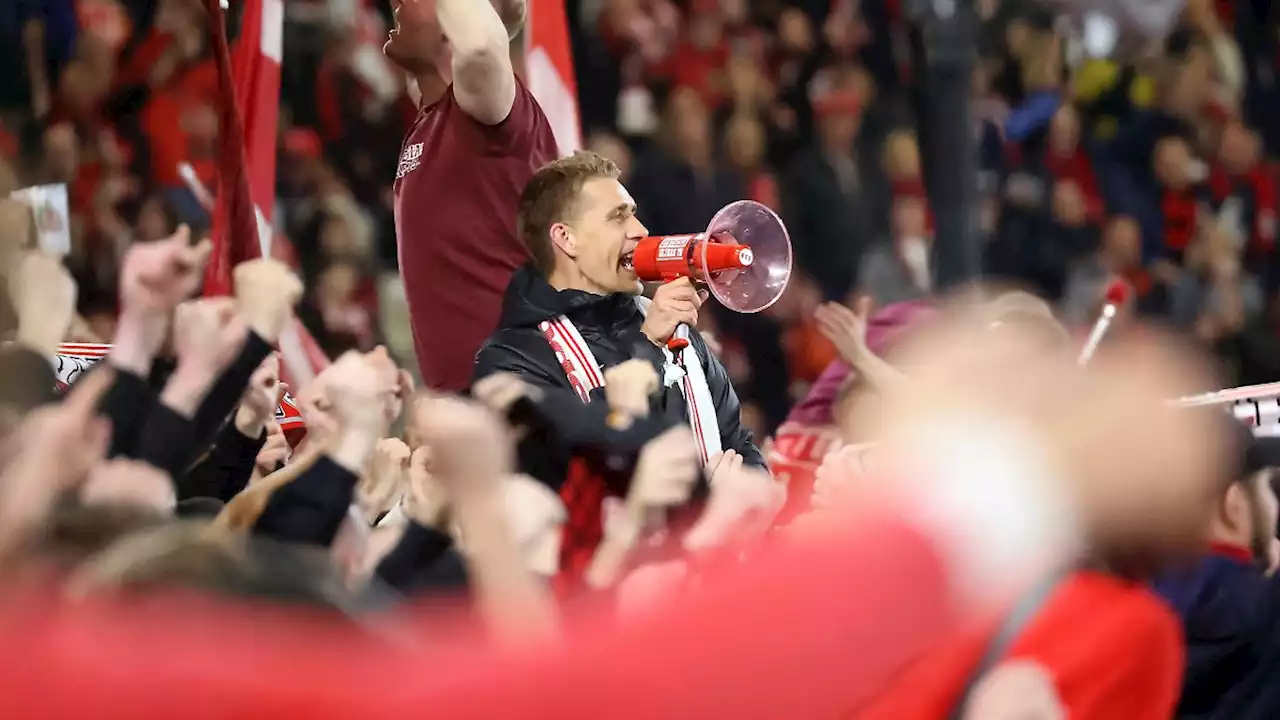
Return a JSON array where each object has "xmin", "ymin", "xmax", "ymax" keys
[
  {"xmin": 550, "ymin": 223, "xmax": 576, "ymax": 259},
  {"xmin": 1222, "ymin": 482, "xmax": 1248, "ymax": 532}
]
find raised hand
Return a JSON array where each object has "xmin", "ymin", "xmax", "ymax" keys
[
  {"xmin": 119, "ymin": 225, "xmax": 212, "ymax": 314},
  {"xmin": 684, "ymin": 461, "xmax": 784, "ymax": 554},
  {"xmin": 80, "ymin": 459, "xmax": 176, "ymax": 514},
  {"xmin": 324, "ymin": 350, "xmax": 401, "ymax": 435},
  {"xmin": 605, "ymin": 359, "xmax": 659, "ymax": 419},
  {"xmin": 0, "ymin": 370, "xmax": 113, "ymax": 556},
  {"xmin": 358, "ymin": 437, "xmax": 410, "ymax": 523},
  {"xmin": 236, "ymin": 354, "xmax": 282, "ymax": 438},
  {"xmin": 402, "ymin": 445, "xmax": 449, "ymax": 528},
  {"xmin": 251, "ymin": 420, "xmax": 291, "ymax": 483},
  {"xmin": 233, "ymin": 258, "xmax": 304, "ymax": 343},
  {"xmin": 173, "ymin": 298, "xmax": 249, "ymax": 376},
  {"xmin": 629, "ymin": 427, "xmax": 700, "ymax": 513},
  {"xmin": 9, "ymin": 251, "xmax": 77, "ymax": 356},
  {"xmin": 412, "ymin": 394, "xmax": 512, "ymax": 493},
  {"xmin": 161, "ymin": 299, "xmax": 249, "ymax": 419},
  {"xmin": 814, "ymin": 298, "xmax": 872, "ymax": 366},
  {"xmin": 641, "ymin": 277, "xmax": 705, "ymax": 346},
  {"xmin": 473, "ymin": 372, "xmax": 539, "ymax": 416}
]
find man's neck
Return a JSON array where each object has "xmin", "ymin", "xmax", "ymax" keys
[{"xmin": 415, "ymin": 72, "xmax": 449, "ymax": 107}]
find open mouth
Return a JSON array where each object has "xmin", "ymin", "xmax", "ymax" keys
[{"xmin": 620, "ymin": 252, "xmax": 635, "ymax": 271}]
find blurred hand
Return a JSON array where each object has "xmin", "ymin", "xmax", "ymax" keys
[
  {"xmin": 629, "ymin": 427, "xmax": 701, "ymax": 512},
  {"xmin": 163, "ymin": 299, "xmax": 249, "ymax": 418},
  {"xmin": 296, "ymin": 368, "xmax": 341, "ymax": 445},
  {"xmin": 684, "ymin": 461, "xmax": 784, "ymax": 553},
  {"xmin": 0, "ymin": 370, "xmax": 113, "ymax": 539},
  {"xmin": 80, "ymin": 459, "xmax": 176, "ymax": 513},
  {"xmin": 815, "ymin": 299, "xmax": 872, "ymax": 367},
  {"xmin": 403, "ymin": 445, "xmax": 449, "ymax": 528},
  {"xmin": 707, "ymin": 449, "xmax": 743, "ymax": 487},
  {"xmin": 233, "ymin": 258, "xmax": 304, "ymax": 343},
  {"xmin": 236, "ymin": 354, "xmax": 282, "ymax": 437},
  {"xmin": 119, "ymin": 225, "xmax": 212, "ymax": 314},
  {"xmin": 412, "ymin": 395, "xmax": 512, "ymax": 494},
  {"xmin": 964, "ymin": 661, "xmax": 1065, "ymax": 720},
  {"xmin": 324, "ymin": 350, "xmax": 400, "ymax": 436},
  {"xmin": 641, "ymin": 277, "xmax": 705, "ymax": 346},
  {"xmin": 172, "ymin": 298, "xmax": 248, "ymax": 377},
  {"xmin": 605, "ymin": 359, "xmax": 659, "ymax": 418},
  {"xmin": 251, "ymin": 421, "xmax": 290, "ymax": 482},
  {"xmin": 358, "ymin": 437, "xmax": 410, "ymax": 522},
  {"xmin": 810, "ymin": 443, "xmax": 875, "ymax": 510},
  {"xmin": 473, "ymin": 372, "xmax": 540, "ymax": 416},
  {"xmin": 9, "ymin": 251, "xmax": 77, "ymax": 356}
]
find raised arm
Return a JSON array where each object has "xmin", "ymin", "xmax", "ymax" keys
[{"xmin": 439, "ymin": 0, "xmax": 519, "ymax": 125}]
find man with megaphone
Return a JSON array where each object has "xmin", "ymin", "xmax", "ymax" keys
[{"xmin": 474, "ymin": 151, "xmax": 766, "ymax": 477}]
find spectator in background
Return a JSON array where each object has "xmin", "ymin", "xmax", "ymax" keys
[
  {"xmin": 781, "ymin": 73, "xmax": 885, "ymax": 303},
  {"xmin": 857, "ymin": 195, "xmax": 932, "ymax": 307},
  {"xmin": 1062, "ymin": 215, "xmax": 1154, "ymax": 325},
  {"xmin": 628, "ymin": 87, "xmax": 742, "ymax": 235}
]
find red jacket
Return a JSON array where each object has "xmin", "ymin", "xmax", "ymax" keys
[{"xmin": 856, "ymin": 571, "xmax": 1184, "ymax": 719}]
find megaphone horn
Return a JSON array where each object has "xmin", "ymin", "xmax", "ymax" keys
[{"xmin": 632, "ymin": 199, "xmax": 793, "ymax": 314}]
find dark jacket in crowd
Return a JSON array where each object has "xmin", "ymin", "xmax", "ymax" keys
[
  {"xmin": 1155, "ymin": 543, "xmax": 1280, "ymax": 719},
  {"xmin": 474, "ymin": 265, "xmax": 764, "ymax": 482}
]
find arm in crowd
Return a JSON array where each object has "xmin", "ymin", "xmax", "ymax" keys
[
  {"xmin": 175, "ymin": 357, "xmax": 281, "ymax": 503},
  {"xmin": 439, "ymin": 0, "xmax": 518, "ymax": 125},
  {"xmin": 1004, "ymin": 91, "xmax": 1062, "ymax": 143}
]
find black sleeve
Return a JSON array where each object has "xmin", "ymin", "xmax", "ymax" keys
[
  {"xmin": 133, "ymin": 403, "xmax": 197, "ymax": 479},
  {"xmin": 691, "ymin": 330, "xmax": 765, "ymax": 469},
  {"xmin": 177, "ymin": 421, "xmax": 266, "ymax": 502},
  {"xmin": 374, "ymin": 521, "xmax": 469, "ymax": 594},
  {"xmin": 251, "ymin": 456, "xmax": 358, "ymax": 547},
  {"xmin": 188, "ymin": 332, "xmax": 274, "ymax": 454},
  {"xmin": 473, "ymin": 331, "xmax": 571, "ymax": 390},
  {"xmin": 98, "ymin": 366, "xmax": 158, "ymax": 459}
]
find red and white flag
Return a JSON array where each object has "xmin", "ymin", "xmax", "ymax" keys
[
  {"xmin": 526, "ymin": 0, "xmax": 581, "ymax": 156},
  {"xmin": 204, "ymin": 0, "xmax": 328, "ymax": 388}
]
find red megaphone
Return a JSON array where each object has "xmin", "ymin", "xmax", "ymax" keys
[{"xmin": 631, "ymin": 200, "xmax": 793, "ymax": 351}]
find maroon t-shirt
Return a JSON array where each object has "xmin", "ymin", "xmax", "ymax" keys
[{"xmin": 393, "ymin": 79, "xmax": 559, "ymax": 391}]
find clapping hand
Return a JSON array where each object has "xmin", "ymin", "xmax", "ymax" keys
[{"xmin": 814, "ymin": 298, "xmax": 872, "ymax": 367}]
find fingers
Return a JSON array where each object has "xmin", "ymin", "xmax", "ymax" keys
[{"xmin": 62, "ymin": 366, "xmax": 114, "ymax": 418}]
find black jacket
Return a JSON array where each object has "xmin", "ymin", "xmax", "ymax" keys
[{"xmin": 474, "ymin": 266, "xmax": 764, "ymax": 485}]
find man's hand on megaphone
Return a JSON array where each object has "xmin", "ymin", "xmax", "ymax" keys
[{"xmin": 641, "ymin": 277, "xmax": 707, "ymax": 347}]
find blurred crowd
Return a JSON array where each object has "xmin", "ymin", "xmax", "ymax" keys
[
  {"xmin": 5, "ymin": 0, "xmax": 1280, "ymax": 715},
  {"xmin": 7, "ymin": 0, "xmax": 1280, "ymax": 439}
]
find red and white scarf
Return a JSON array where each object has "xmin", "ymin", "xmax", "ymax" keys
[{"xmin": 538, "ymin": 298, "xmax": 722, "ymax": 464}]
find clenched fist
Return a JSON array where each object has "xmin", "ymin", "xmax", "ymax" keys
[{"xmin": 233, "ymin": 258, "xmax": 303, "ymax": 343}]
